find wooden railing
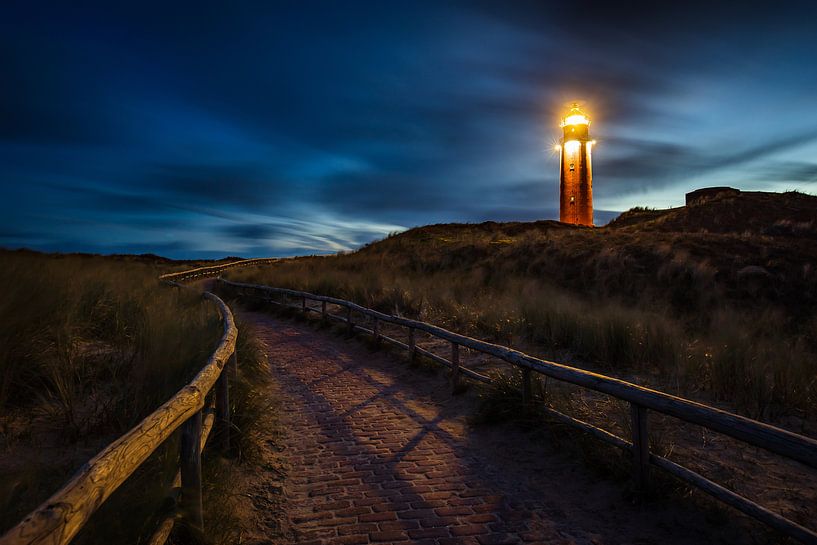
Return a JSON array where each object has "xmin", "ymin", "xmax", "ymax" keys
[
  {"xmin": 161, "ymin": 258, "xmax": 279, "ymax": 283},
  {"xmin": 216, "ymin": 277, "xmax": 817, "ymax": 545},
  {"xmin": 0, "ymin": 285, "xmax": 239, "ymax": 545}
]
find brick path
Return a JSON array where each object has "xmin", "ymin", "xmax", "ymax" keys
[{"xmin": 242, "ymin": 310, "xmax": 752, "ymax": 545}]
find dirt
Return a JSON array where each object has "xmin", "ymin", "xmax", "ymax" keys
[{"xmin": 230, "ymin": 377, "xmax": 293, "ymax": 544}]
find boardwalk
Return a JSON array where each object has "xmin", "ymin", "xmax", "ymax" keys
[{"xmin": 242, "ymin": 309, "xmax": 753, "ymax": 545}]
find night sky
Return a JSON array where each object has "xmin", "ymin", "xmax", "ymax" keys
[{"xmin": 3, "ymin": 1, "xmax": 817, "ymax": 258}]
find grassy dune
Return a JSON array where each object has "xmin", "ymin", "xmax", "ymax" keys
[
  {"xmin": 0, "ymin": 251, "xmax": 219, "ymax": 432},
  {"xmin": 225, "ymin": 191, "xmax": 817, "ymax": 422},
  {"xmin": 0, "ymin": 250, "xmax": 270, "ymax": 544}
]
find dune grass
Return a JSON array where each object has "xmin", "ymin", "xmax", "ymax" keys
[
  {"xmin": 194, "ymin": 317, "xmax": 276, "ymax": 545},
  {"xmin": 0, "ymin": 250, "xmax": 274, "ymax": 544},
  {"xmin": 223, "ymin": 220, "xmax": 817, "ymax": 422}
]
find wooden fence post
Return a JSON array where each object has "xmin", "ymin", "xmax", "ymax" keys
[
  {"xmin": 408, "ymin": 327, "xmax": 416, "ymax": 363},
  {"xmin": 373, "ymin": 318, "xmax": 380, "ymax": 344},
  {"xmin": 321, "ymin": 300, "xmax": 327, "ymax": 321},
  {"xmin": 215, "ymin": 364, "xmax": 230, "ymax": 453},
  {"xmin": 522, "ymin": 368, "xmax": 532, "ymax": 404},
  {"xmin": 180, "ymin": 411, "xmax": 204, "ymax": 540},
  {"xmin": 630, "ymin": 403, "xmax": 650, "ymax": 493},
  {"xmin": 302, "ymin": 296, "xmax": 307, "ymax": 313},
  {"xmin": 450, "ymin": 342, "xmax": 461, "ymax": 394},
  {"xmin": 346, "ymin": 306, "xmax": 353, "ymax": 335}
]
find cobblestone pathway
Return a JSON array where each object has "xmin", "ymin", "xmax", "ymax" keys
[{"xmin": 242, "ymin": 310, "xmax": 752, "ymax": 545}]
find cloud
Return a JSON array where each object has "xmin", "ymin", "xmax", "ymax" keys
[
  {"xmin": 317, "ymin": 171, "xmax": 451, "ymax": 216},
  {"xmin": 40, "ymin": 181, "xmax": 246, "ymax": 222},
  {"xmin": 219, "ymin": 215, "xmax": 405, "ymax": 255},
  {"xmin": 141, "ymin": 163, "xmax": 288, "ymax": 209},
  {"xmin": 750, "ymin": 161, "xmax": 817, "ymax": 185},
  {"xmin": 3, "ymin": 1, "xmax": 817, "ymax": 257},
  {"xmin": 594, "ymin": 129, "xmax": 817, "ymax": 198}
]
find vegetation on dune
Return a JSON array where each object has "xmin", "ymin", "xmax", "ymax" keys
[
  {"xmin": 196, "ymin": 317, "xmax": 278, "ymax": 545},
  {"xmin": 225, "ymin": 191, "xmax": 817, "ymax": 422},
  {"xmin": 0, "ymin": 251, "xmax": 219, "ymax": 432},
  {"xmin": 0, "ymin": 250, "xmax": 274, "ymax": 544}
]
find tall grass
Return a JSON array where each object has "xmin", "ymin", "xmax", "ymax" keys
[
  {"xmin": 197, "ymin": 317, "xmax": 280, "ymax": 545},
  {"xmin": 0, "ymin": 252, "xmax": 218, "ymax": 430},
  {"xmin": 0, "ymin": 251, "xmax": 220, "ymax": 539},
  {"xmin": 224, "ymin": 229, "xmax": 817, "ymax": 422}
]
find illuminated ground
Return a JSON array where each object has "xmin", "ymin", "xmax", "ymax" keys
[{"xmin": 236, "ymin": 309, "xmax": 762, "ymax": 545}]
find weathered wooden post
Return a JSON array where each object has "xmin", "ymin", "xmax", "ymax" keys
[
  {"xmin": 321, "ymin": 300, "xmax": 327, "ymax": 321},
  {"xmin": 302, "ymin": 295, "xmax": 307, "ymax": 313},
  {"xmin": 346, "ymin": 306, "xmax": 353, "ymax": 335},
  {"xmin": 630, "ymin": 403, "xmax": 650, "ymax": 493},
  {"xmin": 450, "ymin": 342, "xmax": 461, "ymax": 394},
  {"xmin": 215, "ymin": 364, "xmax": 230, "ymax": 453},
  {"xmin": 408, "ymin": 327, "xmax": 416, "ymax": 363},
  {"xmin": 180, "ymin": 411, "xmax": 204, "ymax": 539},
  {"xmin": 522, "ymin": 368, "xmax": 532, "ymax": 404},
  {"xmin": 373, "ymin": 318, "xmax": 381, "ymax": 345}
]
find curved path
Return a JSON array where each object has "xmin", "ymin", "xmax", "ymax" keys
[{"xmin": 241, "ymin": 309, "xmax": 754, "ymax": 545}]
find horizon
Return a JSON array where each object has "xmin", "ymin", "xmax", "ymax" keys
[{"xmin": 3, "ymin": 1, "xmax": 817, "ymax": 259}]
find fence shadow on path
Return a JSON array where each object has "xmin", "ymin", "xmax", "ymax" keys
[{"xmin": 243, "ymin": 309, "xmax": 756, "ymax": 545}]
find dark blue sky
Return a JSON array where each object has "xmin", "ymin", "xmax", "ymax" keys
[{"xmin": 2, "ymin": 1, "xmax": 817, "ymax": 258}]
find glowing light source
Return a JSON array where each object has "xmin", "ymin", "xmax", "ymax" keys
[
  {"xmin": 554, "ymin": 144, "xmax": 561, "ymax": 151},
  {"xmin": 564, "ymin": 140, "xmax": 580, "ymax": 153},
  {"xmin": 559, "ymin": 102, "xmax": 591, "ymax": 128},
  {"xmin": 561, "ymin": 114, "xmax": 589, "ymax": 127}
]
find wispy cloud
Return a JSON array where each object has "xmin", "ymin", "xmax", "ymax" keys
[{"xmin": 2, "ymin": 1, "xmax": 817, "ymax": 257}]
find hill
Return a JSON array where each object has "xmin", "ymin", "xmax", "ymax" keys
[
  {"xmin": 224, "ymin": 189, "xmax": 817, "ymax": 421},
  {"xmin": 0, "ymin": 248, "xmax": 247, "ymax": 267},
  {"xmin": 353, "ymin": 189, "xmax": 817, "ymax": 317},
  {"xmin": 609, "ymin": 189, "xmax": 817, "ymax": 235}
]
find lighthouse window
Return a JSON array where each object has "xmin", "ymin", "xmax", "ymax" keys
[{"xmin": 569, "ymin": 163, "xmax": 575, "ymax": 171}]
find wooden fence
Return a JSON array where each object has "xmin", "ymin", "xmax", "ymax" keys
[
  {"xmin": 5, "ymin": 256, "xmax": 815, "ymax": 545},
  {"xmin": 160, "ymin": 258, "xmax": 280, "ymax": 283},
  {"xmin": 0, "ymin": 283, "xmax": 239, "ymax": 545},
  {"xmin": 216, "ymin": 277, "xmax": 817, "ymax": 545}
]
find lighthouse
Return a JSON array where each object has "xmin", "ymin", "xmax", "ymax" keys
[{"xmin": 557, "ymin": 103, "xmax": 594, "ymax": 226}]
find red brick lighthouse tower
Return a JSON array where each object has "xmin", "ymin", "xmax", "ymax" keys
[{"xmin": 558, "ymin": 103, "xmax": 594, "ymax": 226}]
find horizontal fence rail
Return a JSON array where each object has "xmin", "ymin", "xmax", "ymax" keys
[
  {"xmin": 160, "ymin": 258, "xmax": 279, "ymax": 283},
  {"xmin": 216, "ymin": 277, "xmax": 817, "ymax": 545},
  {"xmin": 1, "ymin": 285, "xmax": 239, "ymax": 545}
]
